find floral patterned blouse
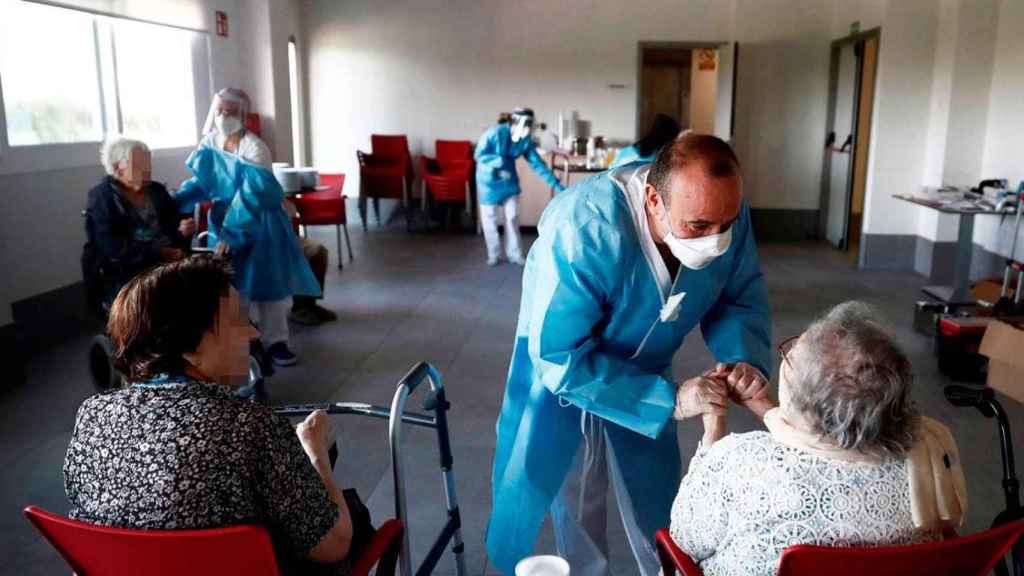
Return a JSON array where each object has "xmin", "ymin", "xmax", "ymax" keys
[
  {"xmin": 64, "ymin": 378, "xmax": 342, "ymax": 573},
  {"xmin": 670, "ymin": 431, "xmax": 938, "ymax": 576}
]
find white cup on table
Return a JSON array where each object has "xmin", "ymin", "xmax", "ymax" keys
[{"xmin": 515, "ymin": 555, "xmax": 570, "ymax": 576}]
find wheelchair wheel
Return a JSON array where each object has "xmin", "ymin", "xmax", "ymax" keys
[
  {"xmin": 88, "ymin": 334, "xmax": 121, "ymax": 392},
  {"xmin": 235, "ymin": 354, "xmax": 267, "ymax": 403}
]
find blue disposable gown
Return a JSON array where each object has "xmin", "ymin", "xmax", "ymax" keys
[
  {"xmin": 486, "ymin": 163, "xmax": 772, "ymax": 573},
  {"xmin": 474, "ymin": 123, "xmax": 565, "ymax": 206},
  {"xmin": 610, "ymin": 144, "xmax": 663, "ymax": 169},
  {"xmin": 174, "ymin": 146, "xmax": 321, "ymax": 302}
]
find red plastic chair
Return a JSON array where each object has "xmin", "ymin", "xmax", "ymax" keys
[
  {"xmin": 655, "ymin": 519, "xmax": 1024, "ymax": 576},
  {"xmin": 245, "ymin": 112, "xmax": 262, "ymax": 137},
  {"xmin": 291, "ymin": 173, "xmax": 354, "ymax": 268},
  {"xmin": 357, "ymin": 135, "xmax": 414, "ymax": 231},
  {"xmin": 25, "ymin": 505, "xmax": 402, "ymax": 576},
  {"xmin": 434, "ymin": 139, "xmax": 473, "ymax": 166},
  {"xmin": 420, "ymin": 141, "xmax": 475, "ymax": 231}
]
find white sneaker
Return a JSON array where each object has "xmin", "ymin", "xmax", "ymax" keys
[
  {"xmin": 487, "ymin": 257, "xmax": 500, "ymax": 267},
  {"xmin": 509, "ymin": 255, "xmax": 525, "ymax": 266}
]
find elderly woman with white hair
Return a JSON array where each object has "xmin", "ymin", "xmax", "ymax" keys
[
  {"xmin": 670, "ymin": 301, "xmax": 967, "ymax": 576},
  {"xmin": 83, "ymin": 137, "xmax": 194, "ymax": 311}
]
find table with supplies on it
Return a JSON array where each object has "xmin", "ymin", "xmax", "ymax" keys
[{"xmin": 894, "ymin": 187, "xmax": 1018, "ymax": 306}]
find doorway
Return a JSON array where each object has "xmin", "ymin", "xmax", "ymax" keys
[
  {"xmin": 636, "ymin": 42, "xmax": 737, "ymax": 141},
  {"xmin": 820, "ymin": 30, "xmax": 880, "ymax": 259}
]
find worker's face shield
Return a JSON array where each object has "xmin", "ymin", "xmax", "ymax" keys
[
  {"xmin": 201, "ymin": 89, "xmax": 250, "ymax": 136},
  {"xmin": 510, "ymin": 114, "xmax": 534, "ymax": 143}
]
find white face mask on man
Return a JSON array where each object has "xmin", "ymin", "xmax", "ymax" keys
[
  {"xmin": 215, "ymin": 114, "xmax": 243, "ymax": 138},
  {"xmin": 660, "ymin": 212, "xmax": 732, "ymax": 270}
]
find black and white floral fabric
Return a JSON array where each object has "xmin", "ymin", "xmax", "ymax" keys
[
  {"xmin": 670, "ymin": 431, "xmax": 938, "ymax": 576},
  {"xmin": 64, "ymin": 379, "xmax": 341, "ymax": 572}
]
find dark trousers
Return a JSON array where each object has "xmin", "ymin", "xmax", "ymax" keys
[{"xmin": 293, "ymin": 239, "xmax": 328, "ymax": 310}]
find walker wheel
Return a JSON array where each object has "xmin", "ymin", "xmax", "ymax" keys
[{"xmin": 88, "ymin": 334, "xmax": 121, "ymax": 392}]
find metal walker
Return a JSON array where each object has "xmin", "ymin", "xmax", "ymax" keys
[{"xmin": 275, "ymin": 362, "xmax": 467, "ymax": 576}]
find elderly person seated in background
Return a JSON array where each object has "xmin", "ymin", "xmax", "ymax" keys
[
  {"xmin": 82, "ymin": 137, "xmax": 194, "ymax": 311},
  {"xmin": 64, "ymin": 256, "xmax": 367, "ymax": 574},
  {"xmin": 670, "ymin": 301, "xmax": 966, "ymax": 576}
]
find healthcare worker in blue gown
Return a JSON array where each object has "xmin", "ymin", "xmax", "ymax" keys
[
  {"xmin": 174, "ymin": 88, "xmax": 320, "ymax": 368},
  {"xmin": 610, "ymin": 113, "xmax": 682, "ymax": 169},
  {"xmin": 475, "ymin": 108, "xmax": 565, "ymax": 266},
  {"xmin": 487, "ymin": 134, "xmax": 773, "ymax": 575}
]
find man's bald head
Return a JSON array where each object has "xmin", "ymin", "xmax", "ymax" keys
[
  {"xmin": 647, "ymin": 133, "xmax": 741, "ymax": 206},
  {"xmin": 644, "ymin": 133, "xmax": 743, "ymax": 240}
]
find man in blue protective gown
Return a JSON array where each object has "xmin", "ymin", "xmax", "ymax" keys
[
  {"xmin": 475, "ymin": 108, "xmax": 565, "ymax": 266},
  {"xmin": 487, "ymin": 134, "xmax": 773, "ymax": 575}
]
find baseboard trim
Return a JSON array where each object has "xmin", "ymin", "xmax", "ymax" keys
[
  {"xmin": 750, "ymin": 209, "xmax": 820, "ymax": 242},
  {"xmin": 10, "ymin": 281, "xmax": 102, "ymax": 358},
  {"xmin": 863, "ymin": 233, "xmax": 1011, "ymax": 281},
  {"xmin": 0, "ymin": 322, "xmax": 24, "ymax": 387}
]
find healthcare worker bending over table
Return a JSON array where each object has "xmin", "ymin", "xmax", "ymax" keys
[
  {"xmin": 488, "ymin": 134, "xmax": 772, "ymax": 575},
  {"xmin": 475, "ymin": 108, "xmax": 565, "ymax": 266},
  {"xmin": 175, "ymin": 87, "xmax": 320, "ymax": 368}
]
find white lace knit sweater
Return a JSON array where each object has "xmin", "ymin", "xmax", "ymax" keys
[{"xmin": 670, "ymin": 431, "xmax": 937, "ymax": 576}]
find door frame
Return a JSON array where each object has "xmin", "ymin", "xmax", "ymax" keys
[
  {"xmin": 818, "ymin": 27, "xmax": 881, "ymax": 251},
  {"xmin": 635, "ymin": 41, "xmax": 731, "ymax": 140}
]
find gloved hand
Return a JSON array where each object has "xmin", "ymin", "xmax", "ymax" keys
[{"xmin": 674, "ymin": 375, "xmax": 728, "ymax": 420}]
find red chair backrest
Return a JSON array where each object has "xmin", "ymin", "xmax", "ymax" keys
[
  {"xmin": 319, "ymin": 173, "xmax": 346, "ymax": 196},
  {"xmin": 657, "ymin": 519, "xmax": 1024, "ymax": 576},
  {"xmin": 24, "ymin": 505, "xmax": 280, "ymax": 576},
  {"xmin": 655, "ymin": 529, "xmax": 703, "ymax": 576},
  {"xmin": 777, "ymin": 518, "xmax": 1024, "ymax": 576},
  {"xmin": 371, "ymin": 135, "xmax": 410, "ymax": 161},
  {"xmin": 435, "ymin": 140, "xmax": 472, "ymax": 163},
  {"xmin": 246, "ymin": 113, "xmax": 262, "ymax": 138}
]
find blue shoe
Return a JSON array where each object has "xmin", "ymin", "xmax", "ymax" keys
[{"xmin": 267, "ymin": 342, "xmax": 298, "ymax": 367}]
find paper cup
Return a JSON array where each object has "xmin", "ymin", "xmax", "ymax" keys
[{"xmin": 515, "ymin": 555, "xmax": 570, "ymax": 576}]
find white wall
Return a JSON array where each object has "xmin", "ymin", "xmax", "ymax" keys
[
  {"xmin": 302, "ymin": 0, "xmax": 736, "ymax": 194},
  {"xmin": 976, "ymin": 0, "xmax": 1024, "ymax": 258},
  {"xmin": 731, "ymin": 0, "xmax": 833, "ymax": 210},
  {"xmin": 689, "ymin": 50, "xmax": 717, "ymax": 134},
  {"xmin": 855, "ymin": 0, "xmax": 940, "ymax": 237},
  {"xmin": 0, "ymin": 0, "xmax": 290, "ymax": 326}
]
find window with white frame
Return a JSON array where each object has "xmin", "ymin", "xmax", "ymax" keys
[{"xmin": 0, "ymin": 1, "xmax": 200, "ymax": 151}]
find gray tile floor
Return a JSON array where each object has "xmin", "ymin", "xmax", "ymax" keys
[{"xmin": 2, "ymin": 223, "xmax": 1022, "ymax": 575}]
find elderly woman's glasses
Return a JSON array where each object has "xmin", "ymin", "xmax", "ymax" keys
[{"xmin": 778, "ymin": 335, "xmax": 800, "ymax": 368}]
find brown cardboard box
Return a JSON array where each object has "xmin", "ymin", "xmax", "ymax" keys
[{"xmin": 980, "ymin": 320, "xmax": 1024, "ymax": 404}]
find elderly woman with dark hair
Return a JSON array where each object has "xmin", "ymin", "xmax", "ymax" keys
[
  {"xmin": 670, "ymin": 301, "xmax": 967, "ymax": 576},
  {"xmin": 64, "ymin": 256, "xmax": 363, "ymax": 574}
]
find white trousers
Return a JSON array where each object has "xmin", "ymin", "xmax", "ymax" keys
[
  {"xmin": 550, "ymin": 413, "xmax": 660, "ymax": 576},
  {"xmin": 250, "ymin": 298, "xmax": 291, "ymax": 347},
  {"xmin": 479, "ymin": 196, "xmax": 522, "ymax": 262}
]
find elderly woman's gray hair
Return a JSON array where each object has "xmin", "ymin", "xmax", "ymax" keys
[
  {"xmin": 100, "ymin": 137, "xmax": 149, "ymax": 176},
  {"xmin": 788, "ymin": 301, "xmax": 919, "ymax": 458}
]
